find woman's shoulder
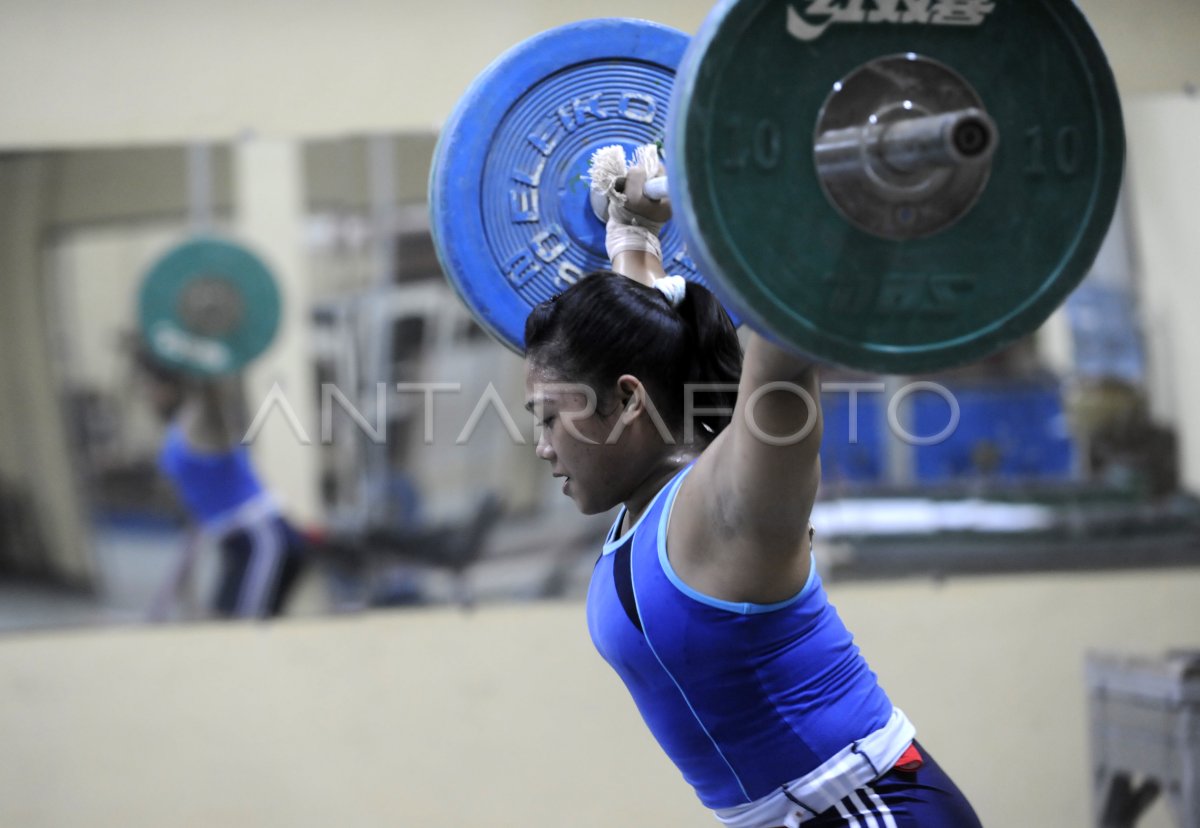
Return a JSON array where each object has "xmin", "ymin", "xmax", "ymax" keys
[{"xmin": 665, "ymin": 442, "xmax": 814, "ymax": 605}]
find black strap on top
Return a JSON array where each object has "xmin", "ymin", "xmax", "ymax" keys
[{"xmin": 612, "ymin": 539, "xmax": 643, "ymax": 633}]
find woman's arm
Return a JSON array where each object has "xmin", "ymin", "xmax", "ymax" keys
[
  {"xmin": 178, "ymin": 376, "xmax": 244, "ymax": 453},
  {"xmin": 607, "ymin": 166, "xmax": 671, "ymax": 287},
  {"xmin": 605, "ymin": 155, "xmax": 822, "ymax": 603},
  {"xmin": 610, "ymin": 249, "xmax": 665, "ymax": 286},
  {"xmin": 677, "ymin": 335, "xmax": 821, "ymax": 604}
]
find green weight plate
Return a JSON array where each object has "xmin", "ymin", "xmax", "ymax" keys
[
  {"xmin": 138, "ymin": 237, "xmax": 282, "ymax": 376},
  {"xmin": 669, "ymin": 0, "xmax": 1125, "ymax": 373}
]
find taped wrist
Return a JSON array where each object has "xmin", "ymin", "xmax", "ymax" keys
[
  {"xmin": 607, "ymin": 199, "xmax": 666, "ymax": 236},
  {"xmin": 605, "ymin": 199, "xmax": 665, "ymax": 261},
  {"xmin": 606, "ymin": 220, "xmax": 662, "ymax": 261}
]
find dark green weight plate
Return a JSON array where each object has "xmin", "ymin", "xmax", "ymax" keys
[
  {"xmin": 138, "ymin": 237, "xmax": 282, "ymax": 376},
  {"xmin": 669, "ymin": 0, "xmax": 1125, "ymax": 373}
]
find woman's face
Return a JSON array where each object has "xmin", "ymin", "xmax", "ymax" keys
[{"xmin": 524, "ymin": 360, "xmax": 643, "ymax": 515}]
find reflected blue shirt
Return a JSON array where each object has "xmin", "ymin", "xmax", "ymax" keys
[{"xmin": 157, "ymin": 425, "xmax": 266, "ymax": 526}]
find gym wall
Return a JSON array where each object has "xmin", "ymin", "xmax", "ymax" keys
[
  {"xmin": 2, "ymin": 570, "xmax": 1197, "ymax": 827},
  {"xmin": 1, "ymin": 0, "xmax": 1198, "ymax": 580},
  {"xmin": 0, "ymin": 0, "xmax": 1196, "ymax": 149},
  {"xmin": 1126, "ymin": 96, "xmax": 1200, "ymax": 496}
]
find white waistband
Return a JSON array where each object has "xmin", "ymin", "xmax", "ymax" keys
[
  {"xmin": 201, "ymin": 492, "xmax": 280, "ymax": 537},
  {"xmin": 713, "ymin": 707, "xmax": 916, "ymax": 828}
]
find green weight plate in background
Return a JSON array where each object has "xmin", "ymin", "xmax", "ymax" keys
[
  {"xmin": 138, "ymin": 237, "xmax": 282, "ymax": 376},
  {"xmin": 668, "ymin": 0, "xmax": 1125, "ymax": 374}
]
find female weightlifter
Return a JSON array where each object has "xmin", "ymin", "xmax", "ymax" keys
[
  {"xmin": 136, "ymin": 349, "xmax": 307, "ymax": 620},
  {"xmin": 522, "ymin": 147, "xmax": 982, "ymax": 827}
]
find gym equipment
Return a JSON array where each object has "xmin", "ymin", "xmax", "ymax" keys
[
  {"xmin": 429, "ymin": 19, "xmax": 719, "ymax": 353},
  {"xmin": 671, "ymin": 0, "xmax": 1124, "ymax": 372},
  {"xmin": 138, "ymin": 237, "xmax": 282, "ymax": 376},
  {"xmin": 1086, "ymin": 651, "xmax": 1200, "ymax": 827},
  {"xmin": 430, "ymin": 1, "xmax": 1125, "ymax": 373}
]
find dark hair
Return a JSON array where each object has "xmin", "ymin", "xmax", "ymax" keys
[
  {"xmin": 127, "ymin": 338, "xmax": 190, "ymax": 423},
  {"xmin": 524, "ymin": 272, "xmax": 742, "ymax": 442},
  {"xmin": 131, "ymin": 341, "xmax": 185, "ymax": 388}
]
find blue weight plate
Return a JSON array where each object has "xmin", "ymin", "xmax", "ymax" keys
[
  {"xmin": 138, "ymin": 237, "xmax": 282, "ymax": 376},
  {"xmin": 429, "ymin": 18, "xmax": 720, "ymax": 353}
]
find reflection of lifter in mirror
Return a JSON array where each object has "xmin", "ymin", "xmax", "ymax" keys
[{"xmin": 134, "ymin": 348, "xmax": 307, "ymax": 621}]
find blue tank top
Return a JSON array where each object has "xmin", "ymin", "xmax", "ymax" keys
[
  {"xmin": 157, "ymin": 425, "xmax": 267, "ymax": 527},
  {"xmin": 586, "ymin": 464, "xmax": 896, "ymax": 810}
]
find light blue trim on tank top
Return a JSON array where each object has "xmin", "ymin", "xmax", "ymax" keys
[
  {"xmin": 656, "ymin": 464, "xmax": 820, "ymax": 615},
  {"xmin": 601, "ymin": 464, "xmax": 690, "ymax": 556}
]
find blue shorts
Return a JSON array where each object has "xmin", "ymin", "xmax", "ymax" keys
[{"xmin": 804, "ymin": 742, "xmax": 981, "ymax": 827}]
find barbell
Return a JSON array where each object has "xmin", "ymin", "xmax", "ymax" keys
[{"xmin": 428, "ymin": 0, "xmax": 1125, "ymax": 374}]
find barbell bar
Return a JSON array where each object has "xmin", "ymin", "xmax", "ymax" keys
[{"xmin": 612, "ymin": 106, "xmax": 998, "ymax": 210}]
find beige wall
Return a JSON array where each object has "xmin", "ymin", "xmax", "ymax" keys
[
  {"xmin": 1, "ymin": 569, "xmax": 1197, "ymax": 828},
  {"xmin": 236, "ymin": 138, "xmax": 326, "ymax": 526},
  {"xmin": 0, "ymin": 0, "xmax": 1197, "ymax": 150},
  {"xmin": 1127, "ymin": 95, "xmax": 1200, "ymax": 492},
  {"xmin": 0, "ymin": 157, "xmax": 91, "ymax": 582},
  {"xmin": 53, "ymin": 223, "xmax": 182, "ymax": 392}
]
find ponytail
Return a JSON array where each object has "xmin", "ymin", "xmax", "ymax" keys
[
  {"xmin": 676, "ymin": 284, "xmax": 742, "ymax": 438},
  {"xmin": 525, "ymin": 272, "xmax": 742, "ymax": 444}
]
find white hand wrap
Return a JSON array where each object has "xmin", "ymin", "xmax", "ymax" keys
[
  {"xmin": 592, "ymin": 143, "xmax": 667, "ymax": 262},
  {"xmin": 654, "ymin": 275, "xmax": 687, "ymax": 308},
  {"xmin": 605, "ymin": 218, "xmax": 663, "ymax": 261}
]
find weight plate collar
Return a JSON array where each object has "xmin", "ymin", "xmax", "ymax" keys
[
  {"xmin": 429, "ymin": 18, "xmax": 712, "ymax": 354},
  {"xmin": 669, "ymin": 0, "xmax": 1125, "ymax": 374}
]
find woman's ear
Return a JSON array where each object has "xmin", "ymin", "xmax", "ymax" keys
[
  {"xmin": 615, "ymin": 374, "xmax": 647, "ymax": 419},
  {"xmin": 607, "ymin": 374, "xmax": 676, "ymax": 446}
]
